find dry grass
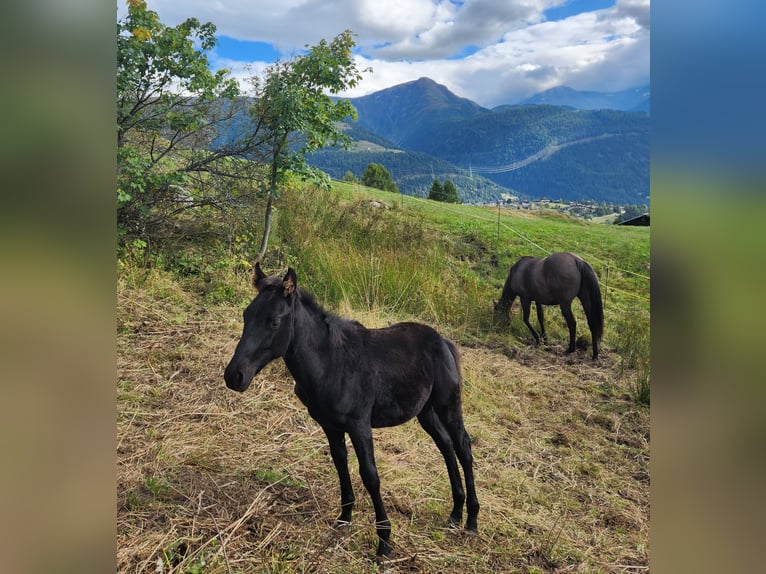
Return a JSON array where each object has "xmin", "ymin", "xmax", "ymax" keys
[{"xmin": 118, "ymin": 273, "xmax": 649, "ymax": 573}]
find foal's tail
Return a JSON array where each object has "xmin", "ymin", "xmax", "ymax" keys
[
  {"xmin": 444, "ymin": 338, "xmax": 462, "ymax": 386},
  {"xmin": 576, "ymin": 258, "xmax": 604, "ymax": 346},
  {"xmin": 430, "ymin": 336, "xmax": 465, "ymax": 407}
]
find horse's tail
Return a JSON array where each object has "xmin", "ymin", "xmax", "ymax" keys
[{"xmin": 576, "ymin": 258, "xmax": 604, "ymax": 346}]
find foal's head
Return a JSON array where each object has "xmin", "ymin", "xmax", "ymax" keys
[{"xmin": 224, "ymin": 264, "xmax": 297, "ymax": 392}]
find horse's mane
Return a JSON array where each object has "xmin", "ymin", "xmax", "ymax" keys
[{"xmin": 295, "ymin": 287, "xmax": 364, "ymax": 347}]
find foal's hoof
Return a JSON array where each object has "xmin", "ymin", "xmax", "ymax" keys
[
  {"xmin": 565, "ymin": 347, "xmax": 576, "ymax": 354},
  {"xmin": 374, "ymin": 539, "xmax": 393, "ymax": 565},
  {"xmin": 375, "ymin": 554, "xmax": 397, "ymax": 573},
  {"xmin": 334, "ymin": 519, "xmax": 352, "ymax": 529},
  {"xmin": 375, "ymin": 548, "xmax": 393, "ymax": 567}
]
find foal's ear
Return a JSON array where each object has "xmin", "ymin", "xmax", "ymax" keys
[
  {"xmin": 283, "ymin": 267, "xmax": 297, "ymax": 297},
  {"xmin": 252, "ymin": 262, "xmax": 268, "ymax": 291}
]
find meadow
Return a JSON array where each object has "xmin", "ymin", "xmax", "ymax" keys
[{"xmin": 117, "ymin": 181, "xmax": 649, "ymax": 573}]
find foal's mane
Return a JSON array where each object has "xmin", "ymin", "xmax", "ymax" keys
[{"xmin": 294, "ymin": 286, "xmax": 364, "ymax": 346}]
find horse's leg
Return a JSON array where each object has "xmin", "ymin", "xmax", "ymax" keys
[
  {"xmin": 322, "ymin": 426, "xmax": 355, "ymax": 526},
  {"xmin": 347, "ymin": 426, "xmax": 392, "ymax": 560},
  {"xmin": 417, "ymin": 406, "xmax": 465, "ymax": 527},
  {"xmin": 536, "ymin": 302, "xmax": 547, "ymax": 343},
  {"xmin": 434, "ymin": 404, "xmax": 479, "ymax": 532},
  {"xmin": 521, "ymin": 297, "xmax": 541, "ymax": 344},
  {"xmin": 560, "ymin": 302, "xmax": 577, "ymax": 353}
]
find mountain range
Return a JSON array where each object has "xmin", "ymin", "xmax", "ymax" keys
[
  {"xmin": 517, "ymin": 85, "xmax": 650, "ymax": 113},
  {"xmin": 308, "ymin": 77, "xmax": 649, "ymax": 205}
]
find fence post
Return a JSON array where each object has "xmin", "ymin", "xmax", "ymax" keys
[{"xmin": 496, "ymin": 200, "xmax": 501, "ymax": 242}]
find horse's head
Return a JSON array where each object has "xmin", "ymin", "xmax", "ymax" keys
[
  {"xmin": 492, "ymin": 299, "xmax": 511, "ymax": 326},
  {"xmin": 224, "ymin": 263, "xmax": 297, "ymax": 392}
]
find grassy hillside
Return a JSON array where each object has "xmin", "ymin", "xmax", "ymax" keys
[{"xmin": 118, "ymin": 181, "xmax": 649, "ymax": 572}]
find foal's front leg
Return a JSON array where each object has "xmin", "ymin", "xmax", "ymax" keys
[{"xmin": 322, "ymin": 427, "xmax": 355, "ymax": 526}]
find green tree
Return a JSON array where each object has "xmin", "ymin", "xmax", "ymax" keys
[
  {"xmin": 248, "ymin": 31, "xmax": 368, "ymax": 261},
  {"xmin": 342, "ymin": 171, "xmax": 358, "ymax": 183},
  {"xmin": 117, "ymin": 2, "xmax": 370, "ymax": 260},
  {"xmin": 428, "ymin": 179, "xmax": 444, "ymax": 201},
  {"xmin": 117, "ymin": 0, "xmax": 249, "ymax": 238},
  {"xmin": 361, "ymin": 163, "xmax": 398, "ymax": 193},
  {"xmin": 443, "ymin": 179, "xmax": 460, "ymax": 203},
  {"xmin": 428, "ymin": 178, "xmax": 460, "ymax": 203},
  {"xmin": 594, "ymin": 202, "xmax": 609, "ymax": 217}
]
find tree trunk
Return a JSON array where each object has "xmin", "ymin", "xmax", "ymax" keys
[
  {"xmin": 255, "ymin": 191, "xmax": 273, "ymax": 263},
  {"xmin": 255, "ymin": 156, "xmax": 279, "ymax": 263}
]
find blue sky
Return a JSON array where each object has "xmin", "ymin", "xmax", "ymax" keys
[
  {"xmin": 118, "ymin": 0, "xmax": 649, "ymax": 108},
  {"xmin": 214, "ymin": 37, "xmax": 280, "ymax": 63},
  {"xmin": 543, "ymin": 0, "xmax": 618, "ymax": 21}
]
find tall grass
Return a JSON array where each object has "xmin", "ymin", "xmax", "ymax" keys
[
  {"xmin": 612, "ymin": 301, "xmax": 650, "ymax": 404},
  {"xmin": 274, "ymin": 185, "xmax": 495, "ymax": 338}
]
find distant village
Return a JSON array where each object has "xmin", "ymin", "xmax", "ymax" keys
[{"xmin": 468, "ymin": 195, "xmax": 649, "ymax": 225}]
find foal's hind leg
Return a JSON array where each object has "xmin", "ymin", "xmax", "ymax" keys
[
  {"xmin": 434, "ymin": 405, "xmax": 479, "ymax": 532},
  {"xmin": 417, "ymin": 406, "xmax": 465, "ymax": 527},
  {"xmin": 560, "ymin": 302, "xmax": 577, "ymax": 353},
  {"xmin": 347, "ymin": 425, "xmax": 392, "ymax": 560}
]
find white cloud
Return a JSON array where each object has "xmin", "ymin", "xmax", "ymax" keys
[
  {"xmin": 120, "ymin": 0, "xmax": 649, "ymax": 108},
  {"xmin": 351, "ymin": 0, "xmax": 440, "ymax": 39},
  {"xmin": 369, "ymin": 0, "xmax": 546, "ymax": 60},
  {"xmin": 614, "ymin": 0, "xmax": 650, "ymax": 30}
]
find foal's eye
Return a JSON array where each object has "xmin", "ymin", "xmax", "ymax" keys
[{"xmin": 270, "ymin": 317, "xmax": 281, "ymax": 329}]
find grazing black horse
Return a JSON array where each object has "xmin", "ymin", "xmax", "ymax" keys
[
  {"xmin": 493, "ymin": 252, "xmax": 604, "ymax": 359},
  {"xmin": 224, "ymin": 264, "xmax": 479, "ymax": 561}
]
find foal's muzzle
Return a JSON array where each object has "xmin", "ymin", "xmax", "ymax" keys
[{"xmin": 224, "ymin": 363, "xmax": 250, "ymax": 392}]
